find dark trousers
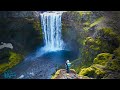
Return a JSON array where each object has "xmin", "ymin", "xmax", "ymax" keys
[{"xmin": 66, "ymin": 67, "xmax": 70, "ymax": 73}]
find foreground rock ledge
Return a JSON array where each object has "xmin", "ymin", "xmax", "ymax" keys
[{"xmin": 51, "ymin": 69, "xmax": 92, "ymax": 79}]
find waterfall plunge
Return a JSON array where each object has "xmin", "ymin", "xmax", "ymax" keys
[{"xmin": 36, "ymin": 12, "xmax": 65, "ymax": 57}]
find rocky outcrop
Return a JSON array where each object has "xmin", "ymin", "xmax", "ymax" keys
[
  {"xmin": 0, "ymin": 42, "xmax": 13, "ymax": 49},
  {"xmin": 51, "ymin": 69, "xmax": 92, "ymax": 79},
  {"xmin": 52, "ymin": 69, "xmax": 80, "ymax": 79}
]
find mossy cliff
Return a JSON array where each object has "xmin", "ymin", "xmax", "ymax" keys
[
  {"xmin": 59, "ymin": 11, "xmax": 120, "ymax": 79},
  {"xmin": 0, "ymin": 11, "xmax": 43, "ymax": 74}
]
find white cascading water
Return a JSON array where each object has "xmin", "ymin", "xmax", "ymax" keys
[{"xmin": 36, "ymin": 11, "xmax": 65, "ymax": 57}]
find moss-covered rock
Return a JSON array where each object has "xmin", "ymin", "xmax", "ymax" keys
[
  {"xmin": 79, "ymin": 67, "xmax": 95, "ymax": 77},
  {"xmin": 85, "ymin": 37, "xmax": 95, "ymax": 45},
  {"xmin": 0, "ymin": 51, "xmax": 23, "ymax": 74},
  {"xmin": 106, "ymin": 59, "xmax": 120, "ymax": 71},
  {"xmin": 96, "ymin": 27, "xmax": 119, "ymax": 53},
  {"xmin": 94, "ymin": 53, "xmax": 113, "ymax": 66},
  {"xmin": 51, "ymin": 69, "xmax": 61, "ymax": 79},
  {"xmin": 105, "ymin": 47, "xmax": 120, "ymax": 71},
  {"xmin": 79, "ymin": 64, "xmax": 106, "ymax": 78},
  {"xmin": 79, "ymin": 52, "xmax": 120, "ymax": 79},
  {"xmin": 90, "ymin": 17, "xmax": 104, "ymax": 28},
  {"xmin": 52, "ymin": 69, "xmax": 81, "ymax": 79},
  {"xmin": 113, "ymin": 47, "xmax": 120, "ymax": 58}
]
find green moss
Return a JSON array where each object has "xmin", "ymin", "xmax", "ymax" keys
[
  {"xmin": 83, "ymin": 21, "xmax": 91, "ymax": 32},
  {"xmin": 79, "ymin": 64, "xmax": 106, "ymax": 78},
  {"xmin": 106, "ymin": 59, "xmax": 120, "ymax": 71},
  {"xmin": 33, "ymin": 20, "xmax": 43, "ymax": 40},
  {"xmin": 0, "ymin": 63, "xmax": 9, "ymax": 74},
  {"xmin": 8, "ymin": 51, "xmax": 23, "ymax": 67},
  {"xmin": 101, "ymin": 28, "xmax": 116, "ymax": 36},
  {"xmin": 0, "ymin": 51, "xmax": 23, "ymax": 74},
  {"xmin": 114, "ymin": 47, "xmax": 120, "ymax": 58},
  {"xmin": 90, "ymin": 45, "xmax": 100, "ymax": 51},
  {"xmin": 33, "ymin": 20, "xmax": 40, "ymax": 30},
  {"xmin": 90, "ymin": 17, "xmax": 104, "ymax": 27},
  {"xmin": 105, "ymin": 47, "xmax": 120, "ymax": 71},
  {"xmin": 79, "ymin": 51, "xmax": 120, "ymax": 79},
  {"xmin": 85, "ymin": 37, "xmax": 94, "ymax": 44},
  {"xmin": 95, "ymin": 39, "xmax": 101, "ymax": 45},
  {"xmin": 97, "ymin": 27, "xmax": 119, "ymax": 53},
  {"xmin": 84, "ymin": 21, "xmax": 91, "ymax": 26},
  {"xmin": 83, "ymin": 27, "xmax": 89, "ymax": 32},
  {"xmin": 84, "ymin": 37, "xmax": 101, "ymax": 51},
  {"xmin": 94, "ymin": 53, "xmax": 113, "ymax": 66},
  {"xmin": 79, "ymin": 67, "xmax": 95, "ymax": 77},
  {"xmin": 91, "ymin": 64, "xmax": 106, "ymax": 77},
  {"xmin": 76, "ymin": 37, "xmax": 102, "ymax": 73},
  {"xmin": 51, "ymin": 70, "xmax": 61, "ymax": 79},
  {"xmin": 78, "ymin": 11, "xmax": 92, "ymax": 17}
]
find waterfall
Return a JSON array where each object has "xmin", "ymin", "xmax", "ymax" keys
[{"xmin": 36, "ymin": 11, "xmax": 65, "ymax": 56}]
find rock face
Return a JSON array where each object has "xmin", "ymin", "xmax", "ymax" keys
[
  {"xmin": 0, "ymin": 11, "xmax": 36, "ymax": 18},
  {"xmin": 0, "ymin": 11, "xmax": 43, "ymax": 54},
  {"xmin": 0, "ymin": 11, "xmax": 43, "ymax": 74}
]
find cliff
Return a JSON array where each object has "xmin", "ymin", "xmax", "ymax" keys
[{"xmin": 0, "ymin": 11, "xmax": 43, "ymax": 74}]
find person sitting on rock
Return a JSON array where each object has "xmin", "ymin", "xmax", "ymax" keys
[{"xmin": 65, "ymin": 60, "xmax": 71, "ymax": 73}]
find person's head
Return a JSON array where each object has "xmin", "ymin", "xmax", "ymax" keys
[{"xmin": 66, "ymin": 60, "xmax": 70, "ymax": 63}]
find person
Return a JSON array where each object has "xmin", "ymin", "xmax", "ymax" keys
[{"xmin": 65, "ymin": 60, "xmax": 71, "ymax": 73}]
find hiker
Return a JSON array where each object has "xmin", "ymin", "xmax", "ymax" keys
[{"xmin": 65, "ymin": 60, "xmax": 71, "ymax": 73}]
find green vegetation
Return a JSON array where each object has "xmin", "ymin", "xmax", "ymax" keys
[
  {"xmin": 79, "ymin": 53, "xmax": 112, "ymax": 78},
  {"xmin": 62, "ymin": 11, "xmax": 120, "ymax": 79},
  {"xmin": 106, "ymin": 47, "xmax": 120, "ymax": 71},
  {"xmin": 106, "ymin": 59, "xmax": 120, "ymax": 71},
  {"xmin": 79, "ymin": 64, "xmax": 106, "ymax": 78},
  {"xmin": 0, "ymin": 51, "xmax": 23, "ymax": 74},
  {"xmin": 90, "ymin": 17, "xmax": 104, "ymax": 27},
  {"xmin": 82, "ymin": 17, "xmax": 104, "ymax": 32},
  {"xmin": 51, "ymin": 70, "xmax": 61, "ymax": 79},
  {"xmin": 78, "ymin": 52, "xmax": 120, "ymax": 78},
  {"xmin": 78, "ymin": 11, "xmax": 92, "ymax": 17},
  {"xmin": 94, "ymin": 53, "xmax": 113, "ymax": 65}
]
